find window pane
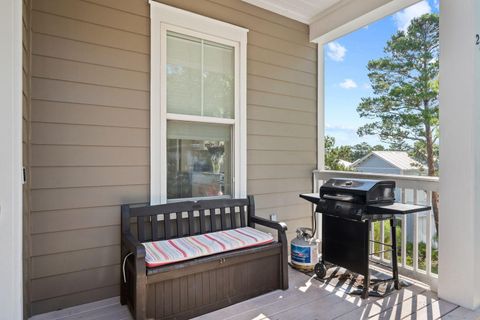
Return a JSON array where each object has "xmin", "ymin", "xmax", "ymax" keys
[
  {"xmin": 203, "ymin": 40, "xmax": 234, "ymax": 118},
  {"xmin": 167, "ymin": 32, "xmax": 202, "ymax": 116},
  {"xmin": 166, "ymin": 31, "xmax": 234, "ymax": 119},
  {"xmin": 167, "ymin": 121, "xmax": 232, "ymax": 199}
]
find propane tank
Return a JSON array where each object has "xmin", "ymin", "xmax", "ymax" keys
[{"xmin": 290, "ymin": 227, "xmax": 319, "ymax": 271}]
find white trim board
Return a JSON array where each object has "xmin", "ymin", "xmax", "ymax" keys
[
  {"xmin": 241, "ymin": 0, "xmax": 312, "ymax": 24},
  {"xmin": 0, "ymin": 0, "xmax": 23, "ymax": 318},
  {"xmin": 310, "ymin": 0, "xmax": 420, "ymax": 43},
  {"xmin": 149, "ymin": 2, "xmax": 248, "ymax": 204}
]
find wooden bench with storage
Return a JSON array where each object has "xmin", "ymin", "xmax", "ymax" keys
[{"xmin": 120, "ymin": 196, "xmax": 288, "ymax": 320}]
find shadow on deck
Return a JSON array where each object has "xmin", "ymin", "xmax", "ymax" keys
[{"xmin": 30, "ymin": 267, "xmax": 477, "ymax": 320}]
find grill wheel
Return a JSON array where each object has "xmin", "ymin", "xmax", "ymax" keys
[{"xmin": 314, "ymin": 262, "xmax": 327, "ymax": 279}]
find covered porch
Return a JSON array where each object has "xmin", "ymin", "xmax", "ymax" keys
[
  {"xmin": 1, "ymin": 0, "xmax": 480, "ymax": 319},
  {"xmin": 31, "ymin": 268, "xmax": 476, "ymax": 320}
]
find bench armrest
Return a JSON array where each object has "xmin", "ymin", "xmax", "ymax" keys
[
  {"xmin": 122, "ymin": 232, "xmax": 146, "ymax": 259},
  {"xmin": 250, "ymin": 216, "xmax": 287, "ymax": 233}
]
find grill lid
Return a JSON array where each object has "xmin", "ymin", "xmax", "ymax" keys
[{"xmin": 320, "ymin": 178, "xmax": 395, "ymax": 204}]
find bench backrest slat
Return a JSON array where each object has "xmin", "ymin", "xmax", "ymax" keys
[
  {"xmin": 164, "ymin": 213, "xmax": 171, "ymax": 240},
  {"xmin": 210, "ymin": 209, "xmax": 217, "ymax": 232},
  {"xmin": 239, "ymin": 205, "xmax": 246, "ymax": 227},
  {"xmin": 151, "ymin": 216, "xmax": 158, "ymax": 240},
  {"xmin": 199, "ymin": 209, "xmax": 206, "ymax": 234},
  {"xmin": 188, "ymin": 210, "xmax": 195, "ymax": 235},
  {"xmin": 123, "ymin": 197, "xmax": 252, "ymax": 242},
  {"xmin": 137, "ymin": 216, "xmax": 147, "ymax": 242},
  {"xmin": 220, "ymin": 207, "xmax": 227, "ymax": 230},
  {"xmin": 229, "ymin": 206, "xmax": 236, "ymax": 229},
  {"xmin": 176, "ymin": 212, "xmax": 183, "ymax": 237}
]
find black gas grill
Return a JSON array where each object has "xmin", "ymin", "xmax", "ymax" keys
[{"xmin": 300, "ymin": 178, "xmax": 431, "ymax": 298}]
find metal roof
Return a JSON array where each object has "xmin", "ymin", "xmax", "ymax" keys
[{"xmin": 351, "ymin": 151, "xmax": 426, "ymax": 171}]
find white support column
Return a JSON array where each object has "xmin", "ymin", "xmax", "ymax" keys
[
  {"xmin": 315, "ymin": 45, "xmax": 325, "ymax": 242},
  {"xmin": 317, "ymin": 45, "xmax": 325, "ymax": 172},
  {"xmin": 0, "ymin": 0, "xmax": 23, "ymax": 318},
  {"xmin": 438, "ymin": 0, "xmax": 480, "ymax": 310}
]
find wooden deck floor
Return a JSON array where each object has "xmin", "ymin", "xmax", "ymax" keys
[{"xmin": 30, "ymin": 267, "xmax": 478, "ymax": 320}]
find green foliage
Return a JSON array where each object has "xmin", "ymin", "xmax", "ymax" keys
[
  {"xmin": 325, "ymin": 136, "xmax": 353, "ymax": 171},
  {"xmin": 350, "ymin": 142, "xmax": 385, "ymax": 161},
  {"xmin": 325, "ymin": 136, "xmax": 386, "ymax": 170},
  {"xmin": 357, "ymin": 13, "xmax": 439, "ymax": 174},
  {"xmin": 373, "ymin": 221, "xmax": 438, "ymax": 274}
]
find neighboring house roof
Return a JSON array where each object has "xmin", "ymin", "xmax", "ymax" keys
[
  {"xmin": 351, "ymin": 151, "xmax": 425, "ymax": 171},
  {"xmin": 338, "ymin": 159, "xmax": 352, "ymax": 168}
]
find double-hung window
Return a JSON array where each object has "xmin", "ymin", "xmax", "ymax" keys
[{"xmin": 150, "ymin": 2, "xmax": 248, "ymax": 204}]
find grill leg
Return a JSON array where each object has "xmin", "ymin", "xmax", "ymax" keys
[
  {"xmin": 390, "ymin": 218, "xmax": 400, "ymax": 290},
  {"xmin": 362, "ymin": 220, "xmax": 370, "ymax": 299},
  {"xmin": 362, "ymin": 272, "xmax": 370, "ymax": 299}
]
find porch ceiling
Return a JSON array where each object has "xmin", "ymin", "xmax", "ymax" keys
[
  {"xmin": 243, "ymin": 0, "xmax": 420, "ymax": 42},
  {"xmin": 242, "ymin": 0, "xmax": 346, "ymax": 24}
]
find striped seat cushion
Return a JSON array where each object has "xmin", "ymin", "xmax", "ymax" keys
[{"xmin": 143, "ymin": 227, "xmax": 274, "ymax": 268}]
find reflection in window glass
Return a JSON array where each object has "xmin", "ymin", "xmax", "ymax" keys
[
  {"xmin": 167, "ymin": 121, "xmax": 232, "ymax": 199},
  {"xmin": 167, "ymin": 32, "xmax": 202, "ymax": 116},
  {"xmin": 166, "ymin": 31, "xmax": 234, "ymax": 119},
  {"xmin": 203, "ymin": 40, "xmax": 234, "ymax": 118}
]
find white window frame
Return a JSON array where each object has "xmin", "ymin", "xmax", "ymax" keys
[{"xmin": 149, "ymin": 1, "xmax": 248, "ymax": 204}]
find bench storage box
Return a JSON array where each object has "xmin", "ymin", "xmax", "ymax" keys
[{"xmin": 120, "ymin": 196, "xmax": 288, "ymax": 320}]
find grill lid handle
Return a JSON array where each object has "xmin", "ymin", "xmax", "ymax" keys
[{"xmin": 322, "ymin": 194, "xmax": 355, "ymax": 202}]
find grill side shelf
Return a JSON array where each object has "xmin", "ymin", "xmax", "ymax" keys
[
  {"xmin": 366, "ymin": 203, "xmax": 431, "ymax": 215},
  {"xmin": 299, "ymin": 193, "xmax": 320, "ymax": 204}
]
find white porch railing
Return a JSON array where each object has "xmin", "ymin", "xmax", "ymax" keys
[{"xmin": 313, "ymin": 170, "xmax": 439, "ymax": 291}]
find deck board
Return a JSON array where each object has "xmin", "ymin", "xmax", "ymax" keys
[{"xmin": 29, "ymin": 268, "xmax": 469, "ymax": 320}]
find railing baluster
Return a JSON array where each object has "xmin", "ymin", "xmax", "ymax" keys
[
  {"xmin": 370, "ymin": 222, "xmax": 375, "ymax": 258},
  {"xmin": 426, "ymin": 191, "xmax": 433, "ymax": 276},
  {"xmin": 401, "ymin": 188, "xmax": 407, "ymax": 267},
  {"xmin": 413, "ymin": 190, "xmax": 419, "ymax": 272},
  {"xmin": 380, "ymin": 220, "xmax": 385, "ymax": 261}
]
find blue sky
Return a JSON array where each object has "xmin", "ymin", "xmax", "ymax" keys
[{"xmin": 324, "ymin": 0, "xmax": 439, "ymax": 147}]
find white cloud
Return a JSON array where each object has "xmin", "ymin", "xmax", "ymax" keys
[
  {"xmin": 393, "ymin": 0, "xmax": 431, "ymax": 32},
  {"xmin": 326, "ymin": 42, "xmax": 346, "ymax": 62},
  {"xmin": 362, "ymin": 83, "xmax": 371, "ymax": 90},
  {"xmin": 339, "ymin": 79, "xmax": 358, "ymax": 89}
]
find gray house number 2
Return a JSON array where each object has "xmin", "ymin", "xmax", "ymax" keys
[{"xmin": 477, "ymin": 34, "xmax": 480, "ymax": 47}]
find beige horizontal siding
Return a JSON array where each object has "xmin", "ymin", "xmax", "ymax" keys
[
  {"xmin": 248, "ymin": 90, "xmax": 316, "ymax": 112},
  {"xmin": 31, "ymin": 285, "xmax": 120, "ymax": 316},
  {"xmin": 248, "ymin": 164, "xmax": 314, "ymax": 180},
  {"xmin": 31, "ymin": 185, "xmax": 149, "ymax": 212},
  {"xmin": 248, "ymin": 120, "xmax": 316, "ymax": 138},
  {"xmin": 31, "ymin": 123, "xmax": 149, "ymax": 147},
  {"xmin": 28, "ymin": 0, "xmax": 317, "ymax": 314},
  {"xmin": 31, "ymin": 225, "xmax": 120, "ymax": 257},
  {"xmin": 31, "ymin": 245, "xmax": 120, "ymax": 279},
  {"xmin": 31, "ymin": 264, "xmax": 119, "ymax": 301},
  {"xmin": 32, "ymin": 55, "xmax": 149, "ymax": 91},
  {"xmin": 31, "ymin": 145, "xmax": 149, "ymax": 167},
  {"xmin": 248, "ymin": 105, "xmax": 316, "ymax": 126},
  {"xmin": 33, "ymin": 33, "xmax": 149, "ymax": 72},
  {"xmin": 31, "ymin": 100, "xmax": 149, "ymax": 128},
  {"xmin": 33, "ymin": 0, "xmax": 149, "ymax": 35},
  {"xmin": 32, "ymin": 78, "xmax": 149, "ymax": 109},
  {"xmin": 31, "ymin": 167, "xmax": 148, "ymax": 189}
]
